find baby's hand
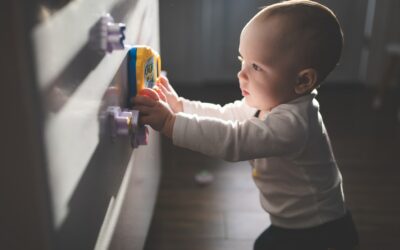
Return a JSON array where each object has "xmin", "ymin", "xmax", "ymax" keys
[
  {"xmin": 133, "ymin": 88, "xmax": 176, "ymax": 138},
  {"xmin": 138, "ymin": 88, "xmax": 165, "ymax": 102},
  {"xmin": 155, "ymin": 75, "xmax": 183, "ymax": 113}
]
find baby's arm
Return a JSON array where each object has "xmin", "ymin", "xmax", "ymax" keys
[
  {"xmin": 133, "ymin": 92, "xmax": 306, "ymax": 161},
  {"xmin": 156, "ymin": 76, "xmax": 256, "ymax": 121},
  {"xmin": 180, "ymin": 99, "xmax": 257, "ymax": 121},
  {"xmin": 172, "ymin": 111, "xmax": 307, "ymax": 161}
]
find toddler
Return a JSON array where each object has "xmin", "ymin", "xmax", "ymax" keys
[{"xmin": 134, "ymin": 1, "xmax": 359, "ymax": 249}]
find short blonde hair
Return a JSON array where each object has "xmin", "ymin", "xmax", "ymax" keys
[{"xmin": 257, "ymin": 0, "xmax": 344, "ymax": 83}]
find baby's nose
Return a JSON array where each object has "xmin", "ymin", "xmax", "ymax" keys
[{"xmin": 237, "ymin": 69, "xmax": 247, "ymax": 80}]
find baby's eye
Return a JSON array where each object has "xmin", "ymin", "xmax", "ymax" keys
[
  {"xmin": 252, "ymin": 63, "xmax": 261, "ymax": 71},
  {"xmin": 237, "ymin": 55, "xmax": 243, "ymax": 63}
]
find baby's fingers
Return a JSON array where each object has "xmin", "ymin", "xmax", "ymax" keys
[
  {"xmin": 153, "ymin": 86, "xmax": 167, "ymax": 102},
  {"xmin": 139, "ymin": 88, "xmax": 159, "ymax": 101},
  {"xmin": 132, "ymin": 95, "xmax": 157, "ymax": 107},
  {"xmin": 156, "ymin": 82, "xmax": 169, "ymax": 95},
  {"xmin": 134, "ymin": 104, "xmax": 152, "ymax": 114},
  {"xmin": 157, "ymin": 75, "xmax": 172, "ymax": 91}
]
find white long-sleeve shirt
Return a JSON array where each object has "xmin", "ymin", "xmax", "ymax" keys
[{"xmin": 172, "ymin": 90, "xmax": 346, "ymax": 229}]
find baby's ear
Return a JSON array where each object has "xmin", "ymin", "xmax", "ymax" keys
[{"xmin": 294, "ymin": 68, "xmax": 318, "ymax": 95}]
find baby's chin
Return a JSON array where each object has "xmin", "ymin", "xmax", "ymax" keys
[
  {"xmin": 243, "ymin": 96, "xmax": 252, "ymax": 106},
  {"xmin": 244, "ymin": 96, "xmax": 276, "ymax": 111},
  {"xmin": 243, "ymin": 97, "xmax": 260, "ymax": 109}
]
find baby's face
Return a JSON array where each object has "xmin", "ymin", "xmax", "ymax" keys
[{"xmin": 238, "ymin": 16, "xmax": 299, "ymax": 111}]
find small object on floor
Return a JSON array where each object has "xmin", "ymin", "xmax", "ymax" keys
[{"xmin": 195, "ymin": 170, "xmax": 214, "ymax": 185}]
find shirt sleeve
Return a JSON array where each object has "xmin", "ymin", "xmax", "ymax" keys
[
  {"xmin": 172, "ymin": 108, "xmax": 307, "ymax": 162},
  {"xmin": 181, "ymin": 98, "xmax": 257, "ymax": 121}
]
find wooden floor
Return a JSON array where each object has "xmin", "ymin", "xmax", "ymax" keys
[{"xmin": 144, "ymin": 84, "xmax": 400, "ymax": 250}]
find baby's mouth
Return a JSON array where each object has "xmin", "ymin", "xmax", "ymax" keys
[{"xmin": 241, "ymin": 89, "xmax": 250, "ymax": 96}]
